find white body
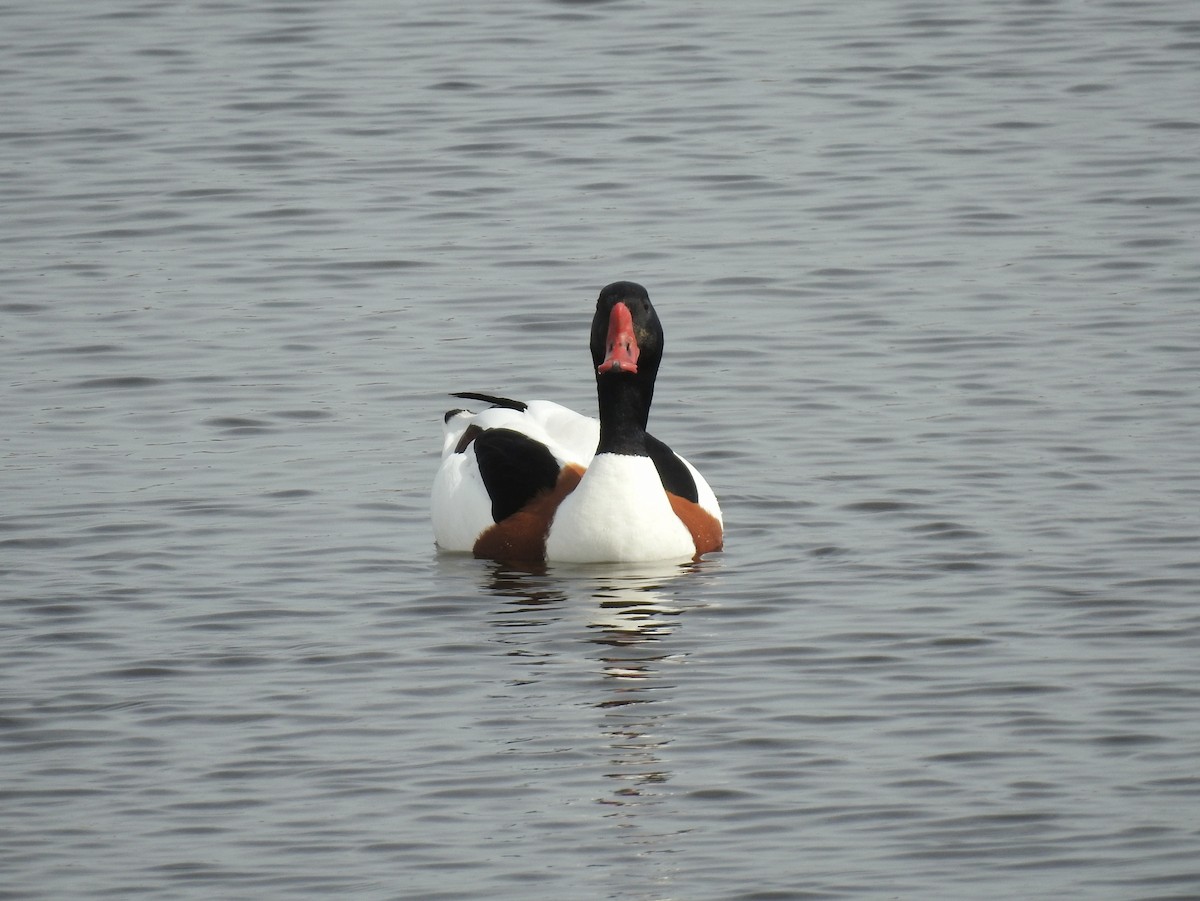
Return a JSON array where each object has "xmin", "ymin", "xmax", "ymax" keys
[
  {"xmin": 431, "ymin": 400, "xmax": 722, "ymax": 562},
  {"xmin": 544, "ymin": 453, "xmax": 696, "ymax": 562}
]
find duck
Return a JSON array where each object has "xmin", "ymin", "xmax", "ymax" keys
[{"xmin": 431, "ymin": 280, "xmax": 723, "ymax": 564}]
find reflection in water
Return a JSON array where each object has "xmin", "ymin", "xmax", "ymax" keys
[
  {"xmin": 480, "ymin": 559, "xmax": 715, "ymax": 834},
  {"xmin": 485, "ymin": 566, "xmax": 571, "ymax": 626},
  {"xmin": 480, "ymin": 566, "xmax": 571, "ymax": 681},
  {"xmin": 590, "ymin": 591, "xmax": 680, "ymax": 811}
]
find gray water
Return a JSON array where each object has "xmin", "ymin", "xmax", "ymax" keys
[{"xmin": 3, "ymin": 1, "xmax": 1199, "ymax": 898}]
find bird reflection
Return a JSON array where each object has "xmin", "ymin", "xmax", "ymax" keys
[
  {"xmin": 589, "ymin": 592, "xmax": 680, "ymax": 809},
  {"xmin": 480, "ymin": 559, "xmax": 707, "ymax": 812},
  {"xmin": 485, "ymin": 565, "xmax": 571, "ymax": 624}
]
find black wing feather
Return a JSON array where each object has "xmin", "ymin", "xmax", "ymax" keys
[
  {"xmin": 645, "ymin": 433, "xmax": 699, "ymax": 504},
  {"xmin": 472, "ymin": 428, "xmax": 561, "ymax": 522},
  {"xmin": 451, "ymin": 392, "xmax": 528, "ymax": 412}
]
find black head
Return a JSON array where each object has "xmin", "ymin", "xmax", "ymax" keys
[
  {"xmin": 589, "ymin": 281, "xmax": 664, "ymax": 446},
  {"xmin": 589, "ymin": 281, "xmax": 663, "ymax": 380}
]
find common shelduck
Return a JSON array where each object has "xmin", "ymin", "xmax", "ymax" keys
[{"xmin": 432, "ymin": 281, "xmax": 723, "ymax": 564}]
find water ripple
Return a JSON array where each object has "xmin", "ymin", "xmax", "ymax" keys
[{"xmin": 2, "ymin": 1, "xmax": 1199, "ymax": 899}]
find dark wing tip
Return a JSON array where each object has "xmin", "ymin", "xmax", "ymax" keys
[{"xmin": 451, "ymin": 392, "xmax": 528, "ymax": 413}]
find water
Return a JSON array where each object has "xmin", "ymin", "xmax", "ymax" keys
[{"xmin": 3, "ymin": 1, "xmax": 1199, "ymax": 898}]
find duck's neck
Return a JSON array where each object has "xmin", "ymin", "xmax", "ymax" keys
[{"xmin": 595, "ymin": 373, "xmax": 653, "ymax": 456}]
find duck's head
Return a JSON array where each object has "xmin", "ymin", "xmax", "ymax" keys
[
  {"xmin": 590, "ymin": 281, "xmax": 663, "ymax": 380},
  {"xmin": 590, "ymin": 281, "xmax": 663, "ymax": 438}
]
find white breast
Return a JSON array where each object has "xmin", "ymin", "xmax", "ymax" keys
[{"xmin": 544, "ymin": 453, "xmax": 696, "ymax": 563}]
